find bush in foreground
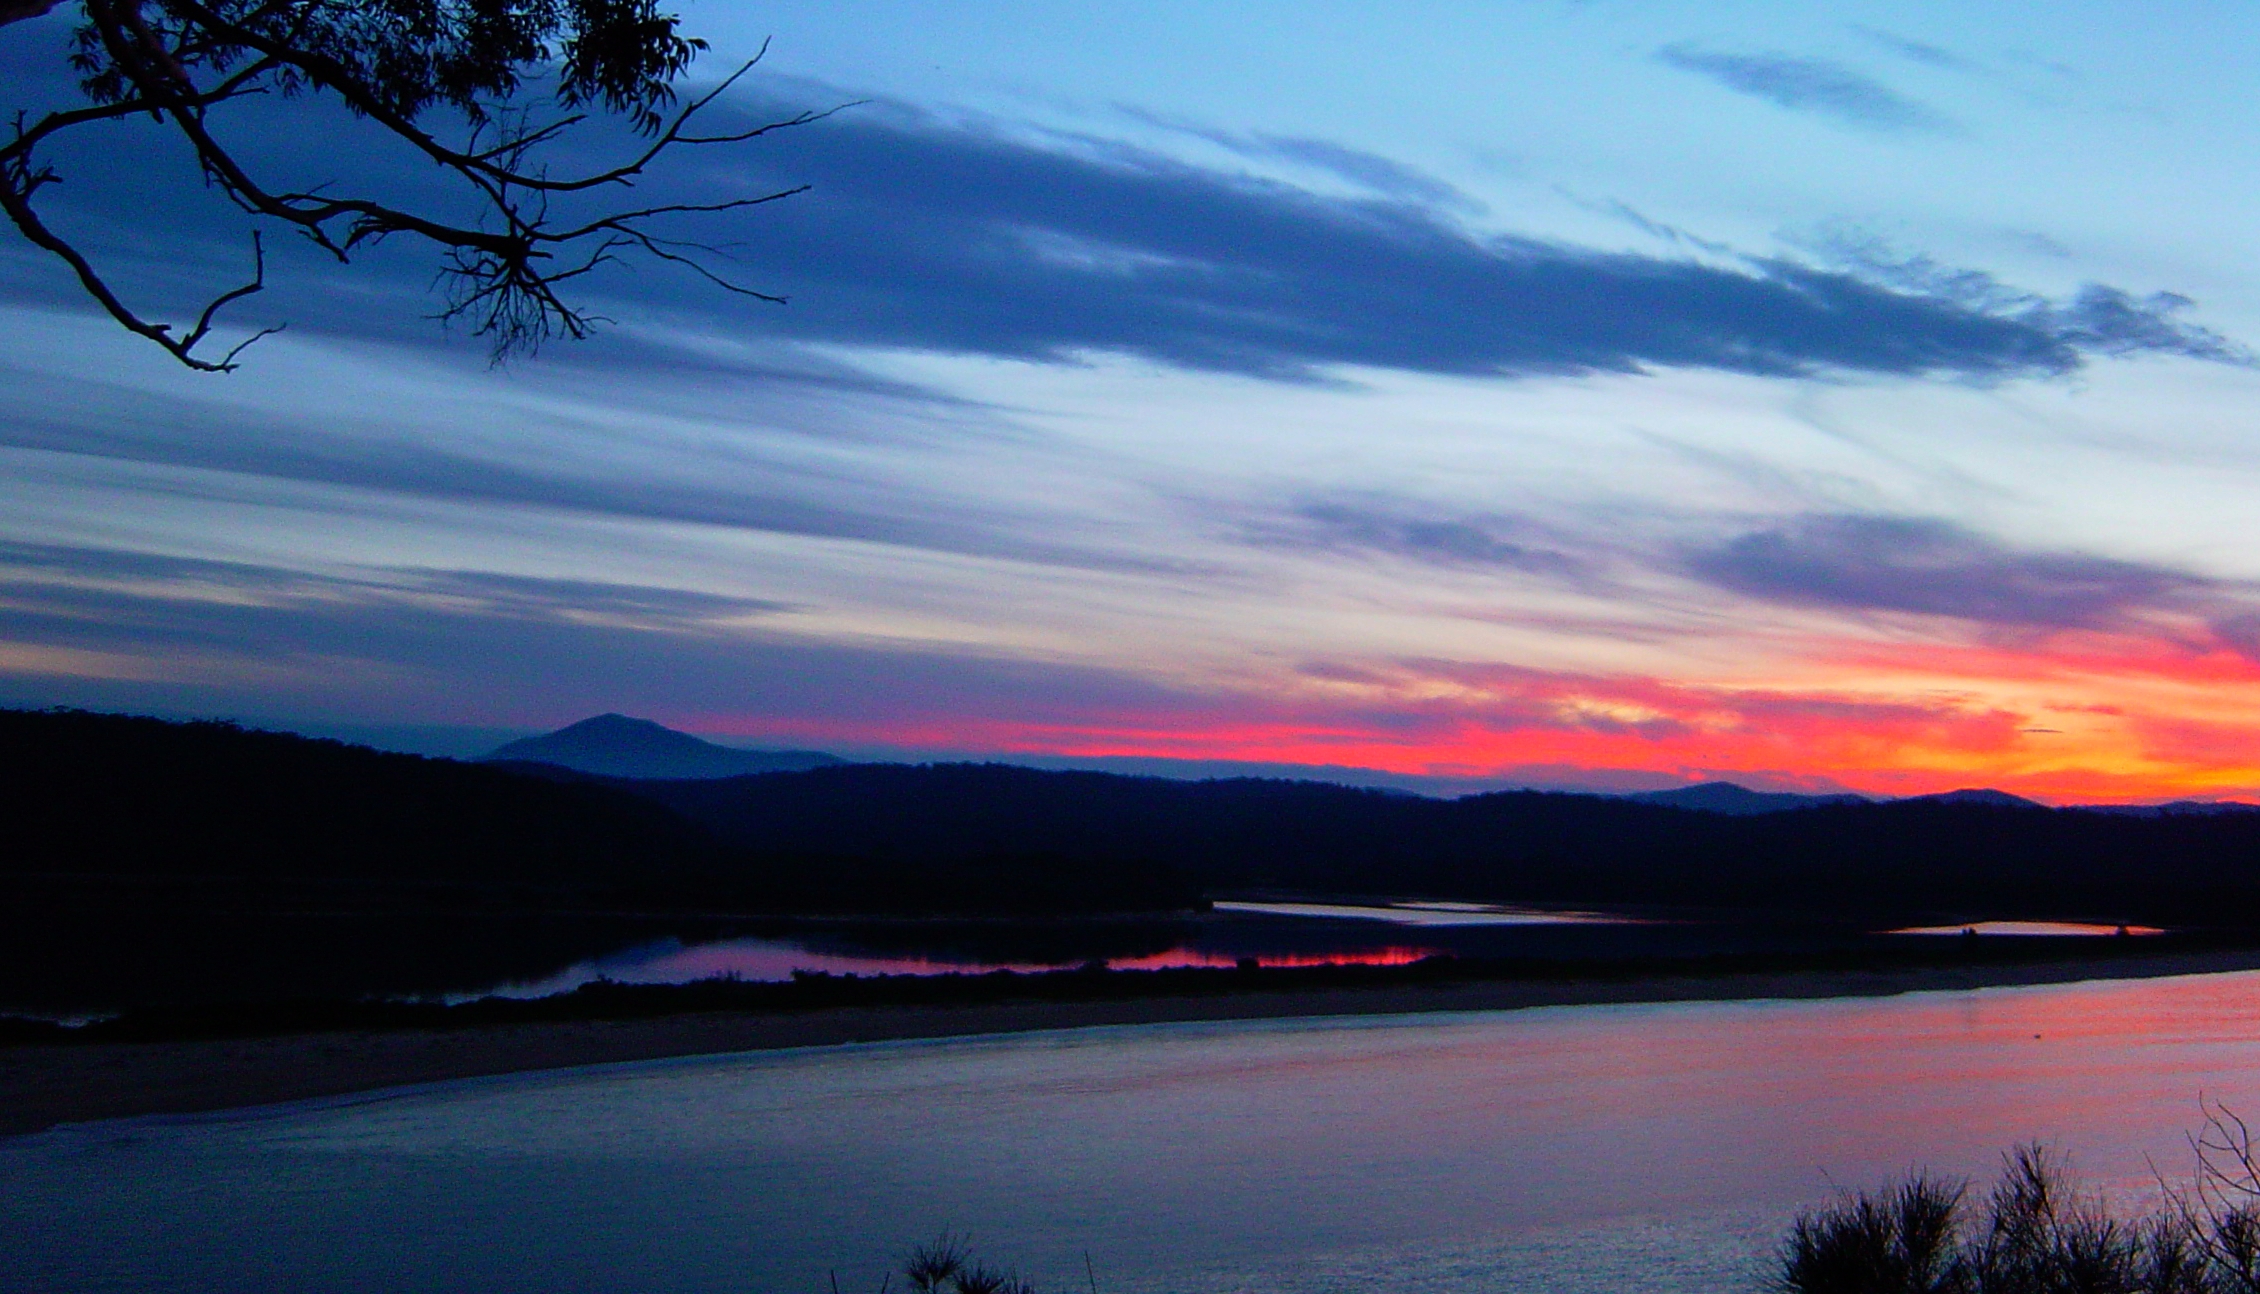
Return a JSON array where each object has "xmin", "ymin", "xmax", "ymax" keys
[
  {"xmin": 848, "ymin": 1235, "xmax": 1058, "ymax": 1294},
  {"xmin": 1783, "ymin": 1108, "xmax": 2260, "ymax": 1293}
]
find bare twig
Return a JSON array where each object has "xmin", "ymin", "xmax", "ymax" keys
[{"xmin": 5, "ymin": 0, "xmax": 832, "ymax": 368}]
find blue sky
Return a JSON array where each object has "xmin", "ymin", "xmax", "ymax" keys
[{"xmin": 7, "ymin": 2, "xmax": 2260, "ymax": 799}]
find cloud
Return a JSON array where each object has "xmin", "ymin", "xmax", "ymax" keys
[
  {"xmin": 1246, "ymin": 134, "xmax": 1474, "ymax": 207},
  {"xmin": 1805, "ymin": 229, "xmax": 2247, "ymax": 365},
  {"xmin": 1576, "ymin": 196, "xmax": 1738, "ymax": 256},
  {"xmin": 1686, "ymin": 515, "xmax": 2209, "ymax": 628},
  {"xmin": 2046, "ymin": 287, "xmax": 2244, "ymax": 359},
  {"xmin": 404, "ymin": 571, "xmax": 792, "ymax": 626},
  {"xmin": 0, "ymin": 321, "xmax": 1209, "ymax": 578},
  {"xmin": 0, "ymin": 543, "xmax": 788, "ymax": 633},
  {"xmin": 1256, "ymin": 500, "xmax": 1589, "ymax": 578},
  {"xmin": 2202, "ymin": 614, "xmax": 2260, "ymax": 665},
  {"xmin": 1850, "ymin": 26, "xmax": 1980, "ymax": 73},
  {"xmin": 637, "ymin": 98, "xmax": 2240, "ymax": 383},
  {"xmin": 1113, "ymin": 107, "xmax": 1477, "ymax": 209},
  {"xmin": 0, "ymin": 541, "xmax": 1203, "ymax": 727},
  {"xmin": 9, "ymin": 538, "xmax": 2254, "ymax": 803},
  {"xmin": 0, "ymin": 540, "xmax": 2012, "ymax": 770},
  {"xmin": 3, "ymin": 64, "xmax": 2240, "ymax": 387},
  {"xmin": 1656, "ymin": 45, "xmax": 1953, "ymax": 133}
]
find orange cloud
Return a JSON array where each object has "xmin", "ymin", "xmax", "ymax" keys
[{"xmin": 707, "ymin": 623, "xmax": 2260, "ymax": 804}]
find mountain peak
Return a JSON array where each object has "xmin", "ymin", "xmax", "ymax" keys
[
  {"xmin": 1624, "ymin": 781, "xmax": 1869, "ymax": 816},
  {"xmin": 1908, "ymin": 788, "xmax": 2045, "ymax": 809},
  {"xmin": 484, "ymin": 715, "xmax": 844, "ymax": 780}
]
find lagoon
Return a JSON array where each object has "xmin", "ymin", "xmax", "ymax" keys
[
  {"xmin": 478, "ymin": 903, "xmax": 1624, "ymax": 998},
  {"xmin": 13, "ymin": 970, "xmax": 2260, "ymax": 1293}
]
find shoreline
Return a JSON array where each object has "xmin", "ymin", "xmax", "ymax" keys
[{"xmin": 9, "ymin": 945, "xmax": 2260, "ymax": 1138}]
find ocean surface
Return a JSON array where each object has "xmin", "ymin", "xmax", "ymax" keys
[{"xmin": 12, "ymin": 970, "xmax": 2260, "ymax": 1293}]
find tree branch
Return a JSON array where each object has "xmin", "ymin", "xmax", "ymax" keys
[
  {"xmin": 0, "ymin": 166, "xmax": 274, "ymax": 370},
  {"xmin": 6, "ymin": 0, "xmax": 826, "ymax": 367}
]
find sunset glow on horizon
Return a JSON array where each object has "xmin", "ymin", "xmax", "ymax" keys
[{"xmin": 10, "ymin": 3, "xmax": 2260, "ymax": 805}]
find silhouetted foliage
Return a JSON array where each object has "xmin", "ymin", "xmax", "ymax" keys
[
  {"xmin": 1, "ymin": 0, "xmax": 825, "ymax": 368},
  {"xmin": 19, "ymin": 706, "xmax": 2260, "ymax": 929},
  {"xmin": 1781, "ymin": 1129, "xmax": 2260, "ymax": 1294},
  {"xmin": 895, "ymin": 1235, "xmax": 1041, "ymax": 1294},
  {"xmin": 0, "ymin": 708, "xmax": 1205, "ymax": 916},
  {"xmin": 590, "ymin": 761, "xmax": 2260, "ymax": 925},
  {"xmin": 0, "ymin": 707, "xmax": 725, "ymax": 890},
  {"xmin": 1784, "ymin": 1176, "xmax": 1967, "ymax": 1294}
]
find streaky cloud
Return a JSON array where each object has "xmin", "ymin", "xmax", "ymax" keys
[
  {"xmin": 0, "ymin": 539, "xmax": 2020, "ymax": 767},
  {"xmin": 1804, "ymin": 229, "xmax": 2247, "ymax": 365},
  {"xmin": 659, "ymin": 96, "xmax": 2233, "ymax": 381},
  {"xmin": 1257, "ymin": 499, "xmax": 1590, "ymax": 579},
  {"xmin": 1850, "ymin": 25, "xmax": 1981, "ymax": 73},
  {"xmin": 402, "ymin": 571, "xmax": 793, "ymax": 625},
  {"xmin": 6, "ymin": 539, "xmax": 2253, "ymax": 803},
  {"xmin": 1656, "ymin": 44, "xmax": 1953, "ymax": 133},
  {"xmin": 1112, "ymin": 106, "xmax": 1478, "ymax": 209},
  {"xmin": 0, "ymin": 542, "xmax": 790, "ymax": 632},
  {"xmin": 1687, "ymin": 514, "xmax": 2210, "ymax": 628},
  {"xmin": 0, "ymin": 342, "xmax": 1196, "ymax": 577},
  {"xmin": 0, "ymin": 541, "xmax": 1196, "ymax": 723},
  {"xmin": 4, "ymin": 58, "xmax": 2240, "ymax": 387}
]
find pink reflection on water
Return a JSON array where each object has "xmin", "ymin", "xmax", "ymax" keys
[
  {"xmin": 1891, "ymin": 921, "xmax": 2167, "ymax": 936},
  {"xmin": 1104, "ymin": 947, "xmax": 1438, "ymax": 971},
  {"xmin": 489, "ymin": 937, "xmax": 1442, "ymax": 999}
]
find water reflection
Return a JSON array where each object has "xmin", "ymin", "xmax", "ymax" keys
[
  {"xmin": 464, "ymin": 904, "xmax": 1813, "ymax": 1001},
  {"xmin": 1890, "ymin": 921, "xmax": 2167, "ymax": 937},
  {"xmin": 479, "ymin": 900, "xmax": 1641, "ymax": 998},
  {"xmin": 485, "ymin": 936, "xmax": 1443, "ymax": 998},
  {"xmin": 0, "ymin": 897, "xmax": 1944, "ymax": 1014},
  {"xmin": 16, "ymin": 972, "xmax": 2260, "ymax": 1294},
  {"xmin": 1212, "ymin": 900, "xmax": 1631, "ymax": 926}
]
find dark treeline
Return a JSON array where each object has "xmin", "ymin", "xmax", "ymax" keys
[
  {"xmin": 3, "ymin": 709, "xmax": 719, "ymax": 891},
  {"xmin": 0, "ymin": 710, "xmax": 1201, "ymax": 915},
  {"xmin": 597, "ymin": 761, "xmax": 2260, "ymax": 925},
  {"xmin": 18, "ymin": 708, "xmax": 2260, "ymax": 925}
]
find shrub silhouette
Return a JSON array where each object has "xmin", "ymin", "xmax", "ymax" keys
[
  {"xmin": 894, "ymin": 1235, "xmax": 1043, "ymax": 1294},
  {"xmin": 1781, "ymin": 1121, "xmax": 2260, "ymax": 1294},
  {"xmin": 1782, "ymin": 1175, "xmax": 1966, "ymax": 1293}
]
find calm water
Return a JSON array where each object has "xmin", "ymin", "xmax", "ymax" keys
[
  {"xmin": 478, "ymin": 907, "xmax": 2136, "ymax": 1001},
  {"xmin": 13, "ymin": 971, "xmax": 2260, "ymax": 1294},
  {"xmin": 483, "ymin": 903, "xmax": 1609, "ymax": 998}
]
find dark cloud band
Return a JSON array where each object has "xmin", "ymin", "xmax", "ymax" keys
[
  {"xmin": 671, "ymin": 100, "xmax": 2236, "ymax": 382},
  {"xmin": 1687, "ymin": 515, "xmax": 2210, "ymax": 628},
  {"xmin": 1656, "ymin": 45, "xmax": 1952, "ymax": 133},
  {"xmin": 0, "ymin": 47, "xmax": 2241, "ymax": 386}
]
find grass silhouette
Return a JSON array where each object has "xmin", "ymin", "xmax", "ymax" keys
[
  {"xmin": 1782, "ymin": 1107, "xmax": 2260, "ymax": 1293},
  {"xmin": 842, "ymin": 1234, "xmax": 1048, "ymax": 1294}
]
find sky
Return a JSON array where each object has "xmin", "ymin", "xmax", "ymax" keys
[{"xmin": 7, "ymin": 2, "xmax": 2260, "ymax": 801}]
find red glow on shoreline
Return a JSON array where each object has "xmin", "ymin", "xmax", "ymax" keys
[{"xmin": 1104, "ymin": 948, "xmax": 1440, "ymax": 971}]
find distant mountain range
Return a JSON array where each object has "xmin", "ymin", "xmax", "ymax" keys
[
  {"xmin": 2, "ymin": 708, "xmax": 1199, "ymax": 916},
  {"xmin": 14, "ymin": 706, "xmax": 2260, "ymax": 924},
  {"xmin": 2078, "ymin": 799, "xmax": 2260, "ymax": 817},
  {"xmin": 484, "ymin": 714, "xmax": 843, "ymax": 780},
  {"xmin": 484, "ymin": 716, "xmax": 2256, "ymax": 820},
  {"xmin": 590, "ymin": 759, "xmax": 2260, "ymax": 924},
  {"xmin": 1623, "ymin": 782, "xmax": 2067, "ymax": 815},
  {"xmin": 1623, "ymin": 782, "xmax": 1870, "ymax": 815}
]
